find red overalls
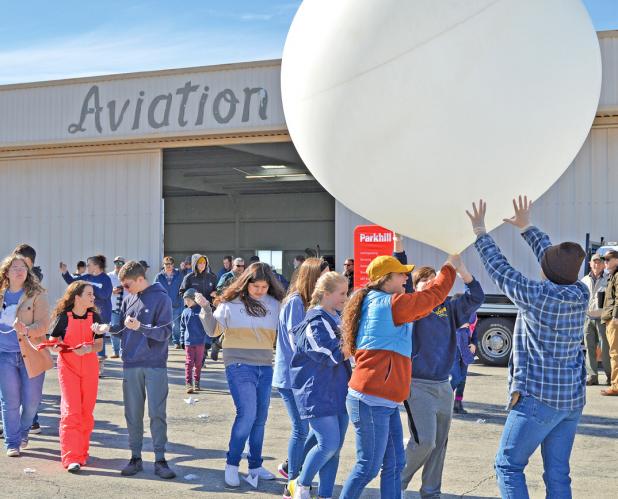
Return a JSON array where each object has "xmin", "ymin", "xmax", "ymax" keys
[{"xmin": 57, "ymin": 312, "xmax": 99, "ymax": 468}]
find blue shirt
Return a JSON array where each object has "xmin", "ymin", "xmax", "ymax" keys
[
  {"xmin": 273, "ymin": 293, "xmax": 306, "ymax": 389},
  {"xmin": 474, "ymin": 227, "xmax": 588, "ymax": 411},
  {"xmin": 62, "ymin": 271, "xmax": 113, "ymax": 322},
  {"xmin": 0, "ymin": 289, "xmax": 24, "ymax": 352}
]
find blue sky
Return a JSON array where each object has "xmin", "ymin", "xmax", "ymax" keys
[{"xmin": 0, "ymin": 0, "xmax": 615, "ymax": 84}]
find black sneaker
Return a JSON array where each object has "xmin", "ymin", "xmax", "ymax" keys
[
  {"xmin": 121, "ymin": 457, "xmax": 143, "ymax": 476},
  {"xmin": 0, "ymin": 426, "xmax": 4, "ymax": 438},
  {"xmin": 154, "ymin": 460, "xmax": 176, "ymax": 479},
  {"xmin": 453, "ymin": 399, "xmax": 468, "ymax": 414},
  {"xmin": 30, "ymin": 422, "xmax": 41, "ymax": 434}
]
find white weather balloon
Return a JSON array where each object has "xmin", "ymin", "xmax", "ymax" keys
[{"xmin": 282, "ymin": 0, "xmax": 601, "ymax": 253}]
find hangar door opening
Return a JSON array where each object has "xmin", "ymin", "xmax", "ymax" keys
[{"xmin": 162, "ymin": 142, "xmax": 335, "ymax": 280}]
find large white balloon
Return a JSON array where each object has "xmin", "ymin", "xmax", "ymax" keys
[{"xmin": 282, "ymin": 0, "xmax": 601, "ymax": 253}]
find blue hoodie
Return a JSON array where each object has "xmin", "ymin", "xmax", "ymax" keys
[
  {"xmin": 394, "ymin": 251, "xmax": 484, "ymax": 381},
  {"xmin": 111, "ymin": 282, "xmax": 172, "ymax": 369},
  {"xmin": 180, "ymin": 304, "xmax": 211, "ymax": 346},
  {"xmin": 62, "ymin": 271, "xmax": 113, "ymax": 322},
  {"xmin": 290, "ymin": 307, "xmax": 351, "ymax": 419},
  {"xmin": 154, "ymin": 268, "xmax": 184, "ymax": 309}
]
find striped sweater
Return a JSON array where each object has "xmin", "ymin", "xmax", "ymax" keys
[{"xmin": 200, "ymin": 295, "xmax": 281, "ymax": 366}]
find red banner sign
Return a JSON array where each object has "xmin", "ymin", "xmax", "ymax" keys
[{"xmin": 353, "ymin": 225, "xmax": 394, "ymax": 289}]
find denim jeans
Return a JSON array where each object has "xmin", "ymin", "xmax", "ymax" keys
[
  {"xmin": 341, "ymin": 395, "xmax": 405, "ymax": 499},
  {"xmin": 110, "ymin": 310, "xmax": 122, "ymax": 355},
  {"xmin": 279, "ymin": 387, "xmax": 310, "ymax": 480},
  {"xmin": 299, "ymin": 412, "xmax": 349, "ymax": 498},
  {"xmin": 225, "ymin": 363, "xmax": 273, "ymax": 469},
  {"xmin": 495, "ymin": 395, "xmax": 582, "ymax": 499},
  {"xmin": 0, "ymin": 352, "xmax": 45, "ymax": 449},
  {"xmin": 171, "ymin": 306, "xmax": 183, "ymax": 345},
  {"xmin": 122, "ymin": 367, "xmax": 169, "ymax": 461}
]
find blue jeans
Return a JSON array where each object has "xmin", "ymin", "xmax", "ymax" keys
[
  {"xmin": 225, "ymin": 364, "xmax": 273, "ymax": 468},
  {"xmin": 299, "ymin": 413, "xmax": 349, "ymax": 497},
  {"xmin": 495, "ymin": 395, "xmax": 582, "ymax": 499},
  {"xmin": 171, "ymin": 305, "xmax": 183, "ymax": 345},
  {"xmin": 341, "ymin": 395, "xmax": 405, "ymax": 499},
  {"xmin": 122, "ymin": 367, "xmax": 169, "ymax": 461},
  {"xmin": 110, "ymin": 310, "xmax": 122, "ymax": 355},
  {"xmin": 0, "ymin": 352, "xmax": 45, "ymax": 449},
  {"xmin": 279, "ymin": 388, "xmax": 310, "ymax": 480}
]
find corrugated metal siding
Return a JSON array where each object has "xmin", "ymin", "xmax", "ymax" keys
[
  {"xmin": 0, "ymin": 64, "xmax": 284, "ymax": 147},
  {"xmin": 0, "ymin": 151, "xmax": 162, "ymax": 302},
  {"xmin": 599, "ymin": 33, "xmax": 618, "ymax": 108},
  {"xmin": 336, "ymin": 127, "xmax": 618, "ymax": 294}
]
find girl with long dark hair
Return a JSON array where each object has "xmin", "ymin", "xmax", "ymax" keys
[{"xmin": 199, "ymin": 262, "xmax": 285, "ymax": 488}]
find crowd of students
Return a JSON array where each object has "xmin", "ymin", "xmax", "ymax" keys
[{"xmin": 0, "ymin": 195, "xmax": 608, "ymax": 499}]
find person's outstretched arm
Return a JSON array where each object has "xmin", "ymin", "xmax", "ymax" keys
[
  {"xmin": 467, "ymin": 199, "xmax": 542, "ymax": 307},
  {"xmin": 391, "ymin": 260, "xmax": 457, "ymax": 325}
]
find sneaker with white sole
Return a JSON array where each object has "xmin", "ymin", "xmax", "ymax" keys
[
  {"xmin": 6, "ymin": 448, "xmax": 20, "ymax": 457},
  {"xmin": 30, "ymin": 422, "xmax": 41, "ymax": 434},
  {"xmin": 67, "ymin": 463, "xmax": 81, "ymax": 473},
  {"xmin": 249, "ymin": 466, "xmax": 276, "ymax": 480},
  {"xmin": 278, "ymin": 460, "xmax": 289, "ymax": 479},
  {"xmin": 292, "ymin": 483, "xmax": 312, "ymax": 499},
  {"xmin": 224, "ymin": 464, "xmax": 240, "ymax": 487},
  {"xmin": 20, "ymin": 440, "xmax": 28, "ymax": 451}
]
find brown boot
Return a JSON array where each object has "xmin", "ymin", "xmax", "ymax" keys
[
  {"xmin": 185, "ymin": 384, "xmax": 194, "ymax": 394},
  {"xmin": 194, "ymin": 381, "xmax": 200, "ymax": 392}
]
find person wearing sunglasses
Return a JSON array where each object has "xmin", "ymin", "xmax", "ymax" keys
[
  {"xmin": 96, "ymin": 260, "xmax": 175, "ymax": 480},
  {"xmin": 216, "ymin": 257, "xmax": 246, "ymax": 295},
  {"xmin": 154, "ymin": 257, "xmax": 184, "ymax": 349}
]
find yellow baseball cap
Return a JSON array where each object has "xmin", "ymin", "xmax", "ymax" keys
[{"xmin": 366, "ymin": 255, "xmax": 415, "ymax": 282}]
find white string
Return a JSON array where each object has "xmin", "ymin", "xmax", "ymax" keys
[{"xmin": 107, "ymin": 310, "xmax": 186, "ymax": 336}]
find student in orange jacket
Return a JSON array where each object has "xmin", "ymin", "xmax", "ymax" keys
[{"xmin": 49, "ymin": 281, "xmax": 104, "ymax": 472}]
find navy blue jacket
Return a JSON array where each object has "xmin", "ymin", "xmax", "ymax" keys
[
  {"xmin": 154, "ymin": 268, "xmax": 184, "ymax": 309},
  {"xmin": 111, "ymin": 283, "xmax": 172, "ymax": 369},
  {"xmin": 290, "ymin": 308, "xmax": 351, "ymax": 419},
  {"xmin": 394, "ymin": 251, "xmax": 484, "ymax": 381},
  {"xmin": 180, "ymin": 304, "xmax": 211, "ymax": 346},
  {"xmin": 62, "ymin": 271, "xmax": 113, "ymax": 322}
]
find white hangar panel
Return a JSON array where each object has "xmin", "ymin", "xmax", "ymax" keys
[{"xmin": 0, "ymin": 151, "xmax": 162, "ymax": 301}]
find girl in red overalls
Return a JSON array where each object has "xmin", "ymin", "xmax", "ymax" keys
[{"xmin": 49, "ymin": 281, "xmax": 104, "ymax": 472}]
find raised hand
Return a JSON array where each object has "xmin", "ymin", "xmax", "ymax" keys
[
  {"xmin": 194, "ymin": 292, "xmax": 209, "ymax": 308},
  {"xmin": 466, "ymin": 200, "xmax": 487, "ymax": 236},
  {"xmin": 503, "ymin": 195, "xmax": 532, "ymax": 229},
  {"xmin": 446, "ymin": 254, "xmax": 462, "ymax": 269}
]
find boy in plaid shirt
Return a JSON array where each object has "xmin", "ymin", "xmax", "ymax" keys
[{"xmin": 467, "ymin": 196, "xmax": 587, "ymax": 499}]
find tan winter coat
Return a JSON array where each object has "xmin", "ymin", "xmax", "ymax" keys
[{"xmin": 0, "ymin": 288, "xmax": 53, "ymax": 378}]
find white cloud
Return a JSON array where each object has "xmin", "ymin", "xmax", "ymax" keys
[{"xmin": 240, "ymin": 13, "xmax": 274, "ymax": 21}]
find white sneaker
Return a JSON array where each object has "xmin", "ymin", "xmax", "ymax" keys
[
  {"xmin": 6, "ymin": 448, "xmax": 20, "ymax": 457},
  {"xmin": 224, "ymin": 464, "xmax": 240, "ymax": 487},
  {"xmin": 67, "ymin": 463, "xmax": 81, "ymax": 473},
  {"xmin": 20, "ymin": 440, "xmax": 28, "ymax": 450},
  {"xmin": 292, "ymin": 483, "xmax": 312, "ymax": 499},
  {"xmin": 249, "ymin": 466, "xmax": 276, "ymax": 480}
]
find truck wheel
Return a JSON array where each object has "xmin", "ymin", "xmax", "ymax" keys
[{"xmin": 476, "ymin": 317, "xmax": 513, "ymax": 367}]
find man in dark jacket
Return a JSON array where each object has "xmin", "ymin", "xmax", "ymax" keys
[
  {"xmin": 105, "ymin": 261, "xmax": 176, "ymax": 480},
  {"xmin": 179, "ymin": 254, "xmax": 218, "ymax": 303},
  {"xmin": 154, "ymin": 256, "xmax": 185, "ymax": 349}
]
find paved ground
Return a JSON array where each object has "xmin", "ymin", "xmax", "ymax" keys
[{"xmin": 1, "ymin": 349, "xmax": 616, "ymax": 498}]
